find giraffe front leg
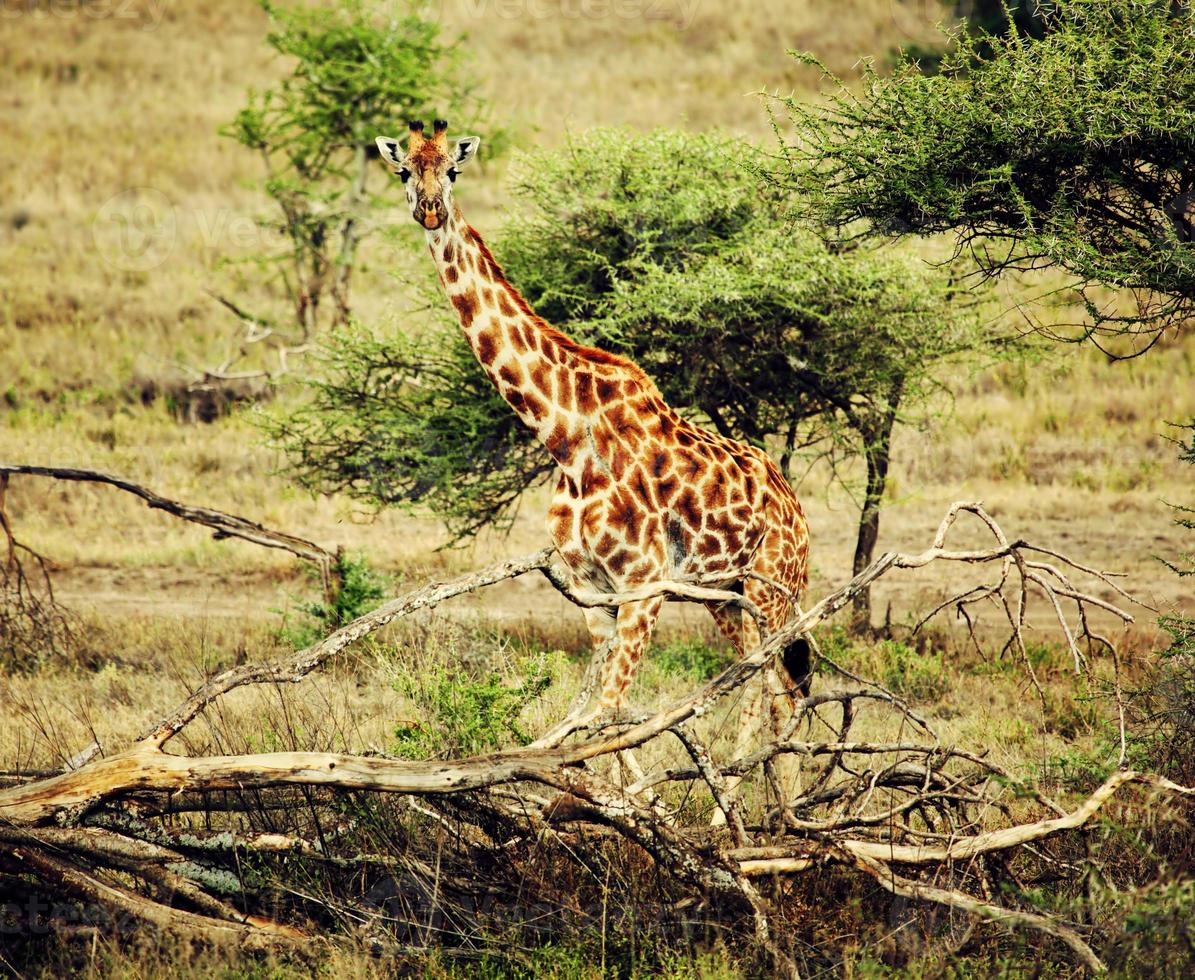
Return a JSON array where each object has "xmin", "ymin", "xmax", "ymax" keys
[
  {"xmin": 599, "ymin": 596, "xmax": 666, "ymax": 806},
  {"xmin": 597, "ymin": 595, "xmax": 664, "ymax": 715},
  {"xmin": 531, "ymin": 603, "xmax": 617, "ymax": 748}
]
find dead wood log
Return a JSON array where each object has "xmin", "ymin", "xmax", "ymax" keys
[{"xmin": 0, "ymin": 500, "xmax": 1177, "ymax": 974}]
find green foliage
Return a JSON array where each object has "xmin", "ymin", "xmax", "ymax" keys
[
  {"xmin": 971, "ymin": 640, "xmax": 1062, "ymax": 677},
  {"xmin": 784, "ymin": 0, "xmax": 1195, "ymax": 349},
  {"xmin": 275, "ymin": 127, "xmax": 997, "ymax": 551},
  {"xmin": 266, "ymin": 322, "xmax": 551, "ymax": 538},
  {"xmin": 876, "ymin": 640, "xmax": 949, "ymax": 702},
  {"xmin": 498, "ymin": 128, "xmax": 766, "ymax": 325},
  {"xmin": 1102, "ymin": 877, "xmax": 1195, "ymax": 976},
  {"xmin": 391, "ymin": 653, "xmax": 554, "ymax": 759},
  {"xmin": 1043, "ymin": 744, "xmax": 1114, "ymax": 793},
  {"xmin": 812, "ymin": 624, "xmax": 857, "ymax": 662},
  {"xmin": 594, "ymin": 224, "xmax": 982, "ymax": 450},
  {"xmin": 812, "ymin": 627, "xmax": 949, "ymax": 701},
  {"xmin": 278, "ymin": 551, "xmax": 389, "ymax": 649},
  {"xmin": 223, "ymin": 0, "xmax": 492, "ymax": 341},
  {"xmin": 651, "ymin": 636, "xmax": 734, "ymax": 682}
]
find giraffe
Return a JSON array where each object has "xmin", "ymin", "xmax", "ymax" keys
[{"xmin": 376, "ymin": 121, "xmax": 812, "ymax": 799}]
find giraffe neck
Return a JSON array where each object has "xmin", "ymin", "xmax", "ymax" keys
[{"xmin": 425, "ymin": 204, "xmax": 603, "ymax": 474}]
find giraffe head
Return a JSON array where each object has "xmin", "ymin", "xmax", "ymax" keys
[{"xmin": 375, "ymin": 120, "xmax": 480, "ymax": 231}]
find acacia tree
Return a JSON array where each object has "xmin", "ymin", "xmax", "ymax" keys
[
  {"xmin": 782, "ymin": 0, "xmax": 1195, "ymax": 357},
  {"xmin": 211, "ymin": 0, "xmax": 492, "ymax": 381},
  {"xmin": 567, "ymin": 221, "xmax": 988, "ymax": 630},
  {"xmin": 273, "ymin": 129, "xmax": 996, "ymax": 629}
]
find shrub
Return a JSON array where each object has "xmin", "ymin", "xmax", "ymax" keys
[
  {"xmin": 1104, "ymin": 878, "xmax": 1195, "ymax": 975},
  {"xmin": 652, "ymin": 637, "xmax": 735, "ymax": 683},
  {"xmin": 877, "ymin": 640, "xmax": 949, "ymax": 702},
  {"xmin": 391, "ymin": 652, "xmax": 554, "ymax": 759},
  {"xmin": 278, "ymin": 551, "xmax": 389, "ymax": 649}
]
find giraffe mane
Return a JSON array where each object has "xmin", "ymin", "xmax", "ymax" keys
[{"xmin": 465, "ymin": 225, "xmax": 654, "ymax": 383}]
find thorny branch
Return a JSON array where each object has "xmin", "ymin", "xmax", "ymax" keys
[{"xmin": 0, "ymin": 501, "xmax": 1181, "ymax": 975}]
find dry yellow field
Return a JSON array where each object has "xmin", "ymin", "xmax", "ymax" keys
[{"xmin": 1, "ymin": 2, "xmax": 1193, "ymax": 976}]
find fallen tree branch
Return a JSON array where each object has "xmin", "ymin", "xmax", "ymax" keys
[
  {"xmin": 848, "ymin": 849, "xmax": 1105, "ymax": 973},
  {"xmin": 0, "ymin": 499, "xmax": 1168, "ymax": 974},
  {"xmin": 0, "ymin": 464, "xmax": 338, "ymax": 596}
]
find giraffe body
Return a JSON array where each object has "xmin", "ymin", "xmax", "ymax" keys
[{"xmin": 376, "ymin": 122, "xmax": 811, "ymax": 744}]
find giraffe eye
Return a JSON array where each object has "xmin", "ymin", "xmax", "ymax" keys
[
  {"xmin": 447, "ymin": 167, "xmax": 458, "ymax": 182},
  {"xmin": 398, "ymin": 168, "xmax": 411, "ymax": 182}
]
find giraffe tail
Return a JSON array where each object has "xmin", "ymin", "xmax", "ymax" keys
[{"xmin": 780, "ymin": 635, "xmax": 813, "ymax": 698}]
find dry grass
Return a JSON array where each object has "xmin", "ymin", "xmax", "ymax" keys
[{"xmin": 1, "ymin": 3, "xmax": 1192, "ymax": 974}]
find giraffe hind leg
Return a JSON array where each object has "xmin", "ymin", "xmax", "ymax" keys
[
  {"xmin": 743, "ymin": 575, "xmax": 807, "ymax": 805},
  {"xmin": 704, "ymin": 598, "xmax": 766, "ymax": 826},
  {"xmin": 782, "ymin": 635, "xmax": 813, "ymax": 698}
]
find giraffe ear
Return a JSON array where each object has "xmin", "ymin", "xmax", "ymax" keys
[
  {"xmin": 452, "ymin": 136, "xmax": 481, "ymax": 169},
  {"xmin": 375, "ymin": 137, "xmax": 404, "ymax": 169}
]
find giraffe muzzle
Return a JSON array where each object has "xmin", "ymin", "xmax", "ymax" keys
[{"xmin": 416, "ymin": 200, "xmax": 446, "ymax": 230}]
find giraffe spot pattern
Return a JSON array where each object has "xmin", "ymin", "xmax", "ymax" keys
[
  {"xmin": 451, "ymin": 289, "xmax": 477, "ymax": 327},
  {"xmin": 426, "ymin": 212, "xmax": 810, "ymax": 721}
]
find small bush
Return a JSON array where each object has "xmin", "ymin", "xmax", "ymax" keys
[
  {"xmin": 391, "ymin": 652, "xmax": 555, "ymax": 759},
  {"xmin": 1100, "ymin": 878, "xmax": 1195, "ymax": 976},
  {"xmin": 278, "ymin": 552, "xmax": 389, "ymax": 649},
  {"xmin": 877, "ymin": 640, "xmax": 948, "ymax": 702},
  {"xmin": 813, "ymin": 624, "xmax": 855, "ymax": 663},
  {"xmin": 652, "ymin": 636, "xmax": 734, "ymax": 683},
  {"xmin": 1043, "ymin": 745, "xmax": 1114, "ymax": 794},
  {"xmin": 809, "ymin": 627, "xmax": 949, "ymax": 703},
  {"xmin": 968, "ymin": 640, "xmax": 1065, "ymax": 684}
]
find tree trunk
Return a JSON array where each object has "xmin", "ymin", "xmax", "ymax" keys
[{"xmin": 850, "ymin": 385, "xmax": 902, "ymax": 635}]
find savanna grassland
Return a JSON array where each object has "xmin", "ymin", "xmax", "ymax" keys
[{"xmin": 1, "ymin": 2, "xmax": 1194, "ymax": 977}]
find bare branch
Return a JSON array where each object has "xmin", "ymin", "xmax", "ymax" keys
[{"xmin": 0, "ymin": 464, "xmax": 334, "ymax": 569}]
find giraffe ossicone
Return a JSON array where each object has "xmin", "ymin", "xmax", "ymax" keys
[{"xmin": 376, "ymin": 122, "xmax": 813, "ymax": 797}]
